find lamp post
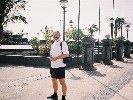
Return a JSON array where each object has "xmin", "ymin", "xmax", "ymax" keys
[
  {"xmin": 125, "ymin": 24, "xmax": 130, "ymax": 40},
  {"xmin": 69, "ymin": 20, "xmax": 73, "ymax": 28},
  {"xmin": 124, "ymin": 24, "xmax": 131, "ymax": 58},
  {"xmin": 110, "ymin": 17, "xmax": 114, "ymax": 39},
  {"xmin": 59, "ymin": 0, "xmax": 68, "ymax": 41}
]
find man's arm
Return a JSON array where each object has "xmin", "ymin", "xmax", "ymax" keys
[
  {"xmin": 56, "ymin": 54, "xmax": 69, "ymax": 59},
  {"xmin": 51, "ymin": 54, "xmax": 69, "ymax": 61}
]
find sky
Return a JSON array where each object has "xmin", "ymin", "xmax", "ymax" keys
[{"xmin": 6, "ymin": 0, "xmax": 133, "ymax": 41}]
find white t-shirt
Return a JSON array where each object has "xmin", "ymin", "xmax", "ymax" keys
[{"xmin": 50, "ymin": 41, "xmax": 69, "ymax": 68}]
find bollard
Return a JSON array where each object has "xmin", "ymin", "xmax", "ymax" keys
[
  {"xmin": 123, "ymin": 40, "xmax": 131, "ymax": 58},
  {"xmin": 81, "ymin": 37, "xmax": 96, "ymax": 71},
  {"xmin": 115, "ymin": 39, "xmax": 124, "ymax": 61},
  {"xmin": 102, "ymin": 38, "xmax": 113, "ymax": 65}
]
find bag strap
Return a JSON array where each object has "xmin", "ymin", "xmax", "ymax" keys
[{"xmin": 60, "ymin": 42, "xmax": 63, "ymax": 54}]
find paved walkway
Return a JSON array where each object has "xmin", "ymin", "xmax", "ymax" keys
[{"xmin": 0, "ymin": 55, "xmax": 133, "ymax": 100}]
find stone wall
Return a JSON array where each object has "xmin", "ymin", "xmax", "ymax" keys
[{"xmin": 0, "ymin": 54, "xmax": 82, "ymax": 68}]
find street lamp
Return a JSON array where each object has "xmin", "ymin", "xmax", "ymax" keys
[
  {"xmin": 59, "ymin": 0, "xmax": 68, "ymax": 41},
  {"xmin": 69, "ymin": 20, "xmax": 73, "ymax": 28},
  {"xmin": 125, "ymin": 24, "xmax": 130, "ymax": 40},
  {"xmin": 110, "ymin": 17, "xmax": 114, "ymax": 39}
]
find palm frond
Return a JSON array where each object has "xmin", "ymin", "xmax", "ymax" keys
[{"xmin": 5, "ymin": 15, "xmax": 27, "ymax": 24}]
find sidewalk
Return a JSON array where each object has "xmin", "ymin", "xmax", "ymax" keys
[{"xmin": 0, "ymin": 55, "xmax": 133, "ymax": 100}]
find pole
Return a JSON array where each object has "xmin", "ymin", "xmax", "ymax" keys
[
  {"xmin": 63, "ymin": 7, "xmax": 66, "ymax": 41},
  {"xmin": 77, "ymin": 0, "xmax": 80, "ymax": 68},
  {"xmin": 113, "ymin": 0, "xmax": 114, "ymax": 9},
  {"xmin": 127, "ymin": 30, "xmax": 128, "ymax": 40},
  {"xmin": 98, "ymin": 5, "xmax": 100, "ymax": 62},
  {"xmin": 111, "ymin": 23, "xmax": 113, "ymax": 39}
]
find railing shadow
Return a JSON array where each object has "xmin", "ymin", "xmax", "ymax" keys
[
  {"xmin": 83, "ymin": 70, "xmax": 106, "ymax": 77},
  {"xmin": 108, "ymin": 64, "xmax": 124, "ymax": 68}
]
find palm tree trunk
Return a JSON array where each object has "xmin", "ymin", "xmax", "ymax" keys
[
  {"xmin": 121, "ymin": 24, "xmax": 122, "ymax": 40},
  {"xmin": 0, "ymin": 23, "xmax": 3, "ymax": 44},
  {"xmin": 114, "ymin": 24, "xmax": 117, "ymax": 39}
]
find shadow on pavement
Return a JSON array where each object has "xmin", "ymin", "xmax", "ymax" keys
[
  {"xmin": 83, "ymin": 70, "xmax": 106, "ymax": 77},
  {"xmin": 109, "ymin": 64, "xmax": 124, "ymax": 68}
]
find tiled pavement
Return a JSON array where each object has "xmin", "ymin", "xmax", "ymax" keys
[{"xmin": 0, "ymin": 55, "xmax": 133, "ymax": 100}]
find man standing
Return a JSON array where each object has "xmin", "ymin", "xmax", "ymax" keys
[{"xmin": 47, "ymin": 31, "xmax": 69, "ymax": 100}]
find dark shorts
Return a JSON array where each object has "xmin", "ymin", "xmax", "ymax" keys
[{"xmin": 50, "ymin": 67, "xmax": 65, "ymax": 79}]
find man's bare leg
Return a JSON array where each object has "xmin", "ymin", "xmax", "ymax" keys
[
  {"xmin": 52, "ymin": 78, "xmax": 58, "ymax": 93},
  {"xmin": 59, "ymin": 78, "xmax": 67, "ymax": 99},
  {"xmin": 47, "ymin": 78, "xmax": 58, "ymax": 99}
]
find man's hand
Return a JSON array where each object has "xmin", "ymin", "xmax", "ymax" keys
[{"xmin": 50, "ymin": 57, "xmax": 57, "ymax": 61}]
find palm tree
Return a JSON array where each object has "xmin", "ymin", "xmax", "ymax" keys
[
  {"xmin": 0, "ymin": 0, "xmax": 28, "ymax": 43},
  {"xmin": 114, "ymin": 17, "xmax": 126, "ymax": 39}
]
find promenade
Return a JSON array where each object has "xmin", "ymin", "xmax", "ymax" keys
[{"xmin": 0, "ymin": 55, "xmax": 133, "ymax": 100}]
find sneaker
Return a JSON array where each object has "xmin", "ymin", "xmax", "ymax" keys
[
  {"xmin": 47, "ymin": 94, "xmax": 58, "ymax": 100},
  {"xmin": 62, "ymin": 95, "xmax": 66, "ymax": 100}
]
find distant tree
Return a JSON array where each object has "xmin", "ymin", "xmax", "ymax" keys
[
  {"xmin": 39, "ymin": 25, "xmax": 53, "ymax": 55},
  {"xmin": 114, "ymin": 17, "xmax": 126, "ymax": 39},
  {"xmin": 29, "ymin": 37, "xmax": 40, "ymax": 54},
  {"xmin": 65, "ymin": 27, "xmax": 84, "ymax": 54},
  {"xmin": 65, "ymin": 27, "xmax": 84, "ymax": 42},
  {"xmin": 0, "ymin": 0, "xmax": 28, "ymax": 43},
  {"xmin": 84, "ymin": 24, "xmax": 98, "ymax": 38}
]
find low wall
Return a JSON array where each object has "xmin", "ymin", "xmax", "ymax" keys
[{"xmin": 0, "ymin": 54, "xmax": 82, "ymax": 68}]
